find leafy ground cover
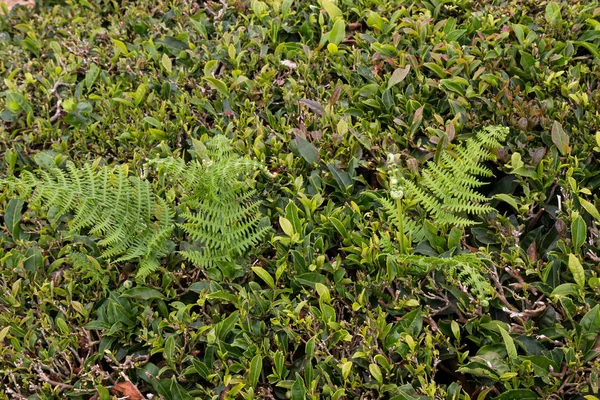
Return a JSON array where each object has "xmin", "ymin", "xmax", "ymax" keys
[{"xmin": 1, "ymin": 0, "xmax": 600, "ymax": 398}]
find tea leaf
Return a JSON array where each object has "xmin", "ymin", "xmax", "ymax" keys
[
  {"xmin": 568, "ymin": 254, "xmax": 585, "ymax": 288},
  {"xmin": 551, "ymin": 121, "xmax": 570, "ymax": 155}
]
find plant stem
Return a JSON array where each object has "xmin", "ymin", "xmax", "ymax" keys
[{"xmin": 397, "ymin": 198, "xmax": 406, "ymax": 255}]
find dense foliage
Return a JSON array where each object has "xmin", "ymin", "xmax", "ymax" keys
[{"xmin": 1, "ymin": 0, "xmax": 600, "ymax": 399}]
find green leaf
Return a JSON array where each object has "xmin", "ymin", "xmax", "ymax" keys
[
  {"xmin": 545, "ymin": 2, "xmax": 561, "ymax": 24},
  {"xmin": 390, "ymin": 388, "xmax": 423, "ymax": 400},
  {"xmin": 499, "ymin": 326, "xmax": 517, "ymax": 359},
  {"xmin": 329, "ymin": 217, "xmax": 349, "ymax": 239},
  {"xmin": 568, "ymin": 254, "xmax": 585, "ymax": 288},
  {"xmin": 581, "ymin": 304, "xmax": 600, "ymax": 335},
  {"xmin": 573, "ymin": 41, "xmax": 600, "ymax": 58},
  {"xmin": 279, "ymin": 216, "xmax": 295, "ymax": 237},
  {"xmin": 422, "ymin": 62, "xmax": 446, "ymax": 78},
  {"xmin": 0, "ymin": 326, "xmax": 10, "ymax": 342},
  {"xmin": 512, "ymin": 24, "xmax": 525, "ymax": 45},
  {"xmin": 55, "ymin": 317, "xmax": 69, "ymax": 335},
  {"xmin": 204, "ymin": 77, "xmax": 229, "ymax": 96},
  {"xmin": 121, "ymin": 287, "xmax": 163, "ymax": 300},
  {"xmin": 191, "ymin": 359, "xmax": 210, "ymax": 380},
  {"xmin": 133, "ymin": 83, "xmax": 147, "ymax": 106},
  {"xmin": 519, "ymin": 51, "xmax": 536, "ymax": 71},
  {"xmin": 579, "ymin": 197, "xmax": 600, "ymax": 221},
  {"xmin": 96, "ymin": 385, "xmax": 111, "ymax": 400},
  {"xmin": 329, "ymin": 19, "xmax": 345, "ymax": 46},
  {"xmin": 492, "ymin": 389, "xmax": 539, "ymax": 400},
  {"xmin": 248, "ymin": 354, "xmax": 263, "ymax": 389},
  {"xmin": 164, "ymin": 336, "xmax": 175, "ymax": 359},
  {"xmin": 85, "ymin": 63, "xmax": 100, "ymax": 89},
  {"xmin": 154, "ymin": 377, "xmax": 193, "ymax": 400},
  {"xmin": 366, "ymin": 12, "xmax": 385, "ymax": 31},
  {"xmin": 446, "ymin": 29, "xmax": 466, "ymax": 42},
  {"xmin": 493, "ymin": 194, "xmax": 520, "ymax": 212},
  {"xmin": 189, "ymin": 18, "xmax": 208, "ymax": 37},
  {"xmin": 204, "ymin": 60, "xmax": 219, "ymax": 77},
  {"xmin": 251, "ymin": 266, "xmax": 275, "ymax": 289},
  {"xmin": 400, "ymin": 308, "xmax": 423, "ymax": 337},
  {"xmin": 571, "ymin": 213, "xmax": 586, "ymax": 252},
  {"xmin": 520, "ymin": 356, "xmax": 558, "ymax": 378},
  {"xmin": 550, "ymin": 283, "xmax": 579, "ymax": 298},
  {"xmin": 315, "ymin": 282, "xmax": 331, "ymax": 303},
  {"xmin": 161, "ymin": 53, "xmax": 172, "ymax": 74},
  {"xmin": 142, "ymin": 116, "xmax": 162, "ymax": 128},
  {"xmin": 320, "ymin": 0, "xmax": 342, "ymax": 20},
  {"xmin": 215, "ymin": 312, "xmax": 238, "ymax": 342},
  {"xmin": 579, "ymin": 30, "xmax": 600, "ymax": 42},
  {"xmin": 112, "ymin": 39, "xmax": 128, "ymax": 55},
  {"xmin": 327, "ymin": 163, "xmax": 352, "ymax": 192},
  {"xmin": 551, "ymin": 121, "xmax": 569, "ymax": 155},
  {"xmin": 291, "ymin": 374, "xmax": 306, "ymax": 400},
  {"xmin": 369, "ymin": 363, "xmax": 383, "ymax": 384},
  {"xmin": 295, "ymin": 273, "xmax": 327, "ymax": 287},
  {"xmin": 387, "ymin": 65, "xmax": 410, "ymax": 89},
  {"xmin": 285, "ymin": 201, "xmax": 303, "ymax": 235},
  {"xmin": 295, "ymin": 136, "xmax": 319, "ymax": 164},
  {"xmin": 341, "ymin": 361, "xmax": 352, "ymax": 380},
  {"xmin": 4, "ymin": 199, "xmax": 24, "ymax": 240},
  {"xmin": 440, "ymin": 78, "xmax": 467, "ymax": 96}
]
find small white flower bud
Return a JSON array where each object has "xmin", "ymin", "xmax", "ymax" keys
[{"xmin": 391, "ymin": 188, "xmax": 403, "ymax": 200}]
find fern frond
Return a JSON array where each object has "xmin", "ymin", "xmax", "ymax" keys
[
  {"xmin": 365, "ymin": 192, "xmax": 425, "ymax": 242},
  {"xmin": 402, "ymin": 126, "xmax": 508, "ymax": 227},
  {"xmin": 2, "ymin": 135, "xmax": 270, "ymax": 279},
  {"xmin": 67, "ymin": 252, "xmax": 110, "ymax": 293},
  {"xmin": 175, "ymin": 135, "xmax": 270, "ymax": 268},
  {"xmin": 3, "ymin": 162, "xmax": 171, "ymax": 279},
  {"xmin": 398, "ymin": 253, "xmax": 494, "ymax": 304}
]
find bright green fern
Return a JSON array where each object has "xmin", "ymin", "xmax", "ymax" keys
[
  {"xmin": 160, "ymin": 135, "xmax": 270, "ymax": 268},
  {"xmin": 66, "ymin": 252, "xmax": 111, "ymax": 293},
  {"xmin": 366, "ymin": 191, "xmax": 424, "ymax": 244},
  {"xmin": 1, "ymin": 135, "xmax": 271, "ymax": 279},
  {"xmin": 402, "ymin": 125, "xmax": 508, "ymax": 227},
  {"xmin": 2, "ymin": 162, "xmax": 173, "ymax": 279},
  {"xmin": 375, "ymin": 126, "xmax": 508, "ymax": 305},
  {"xmin": 399, "ymin": 253, "xmax": 493, "ymax": 306}
]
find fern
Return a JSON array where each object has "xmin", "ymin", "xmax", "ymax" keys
[
  {"xmin": 2, "ymin": 162, "xmax": 173, "ymax": 278},
  {"xmin": 399, "ymin": 253, "xmax": 494, "ymax": 305},
  {"xmin": 366, "ymin": 191, "xmax": 425, "ymax": 243},
  {"xmin": 402, "ymin": 126, "xmax": 508, "ymax": 227},
  {"xmin": 67, "ymin": 252, "xmax": 110, "ymax": 293},
  {"xmin": 162, "ymin": 135, "xmax": 270, "ymax": 268},
  {"xmin": 375, "ymin": 126, "xmax": 508, "ymax": 304},
  {"xmin": 1, "ymin": 135, "xmax": 270, "ymax": 279}
]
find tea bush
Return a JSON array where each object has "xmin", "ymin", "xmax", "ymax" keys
[{"xmin": 1, "ymin": 0, "xmax": 600, "ymax": 399}]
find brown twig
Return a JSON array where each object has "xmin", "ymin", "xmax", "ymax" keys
[
  {"xmin": 48, "ymin": 80, "xmax": 73, "ymax": 123},
  {"xmin": 34, "ymin": 365, "xmax": 74, "ymax": 390}
]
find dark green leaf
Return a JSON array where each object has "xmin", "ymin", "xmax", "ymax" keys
[
  {"xmin": 4, "ymin": 199, "xmax": 24, "ymax": 240},
  {"xmin": 295, "ymin": 135, "xmax": 319, "ymax": 164},
  {"xmin": 571, "ymin": 214, "xmax": 586, "ymax": 252},
  {"xmin": 492, "ymin": 389, "xmax": 539, "ymax": 400},
  {"xmin": 327, "ymin": 163, "xmax": 352, "ymax": 192},
  {"xmin": 121, "ymin": 287, "xmax": 163, "ymax": 300},
  {"xmin": 291, "ymin": 374, "xmax": 306, "ymax": 400}
]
